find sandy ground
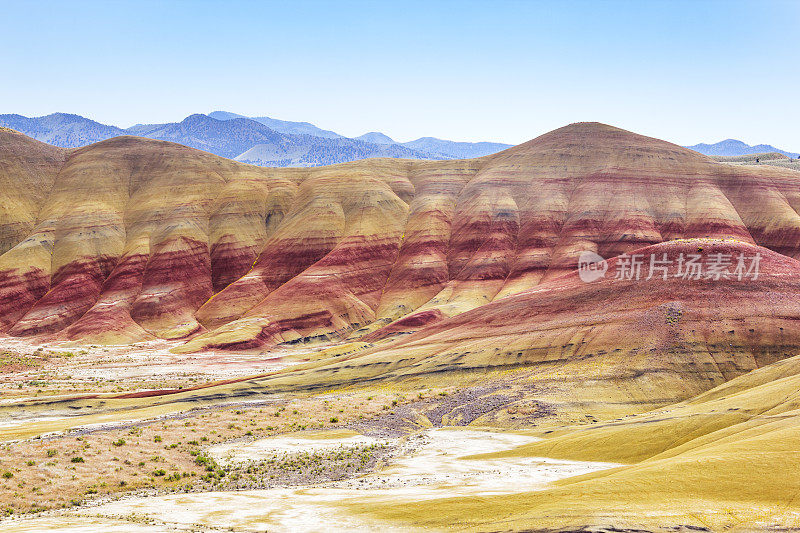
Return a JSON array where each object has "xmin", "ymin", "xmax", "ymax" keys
[
  {"xmin": 208, "ymin": 430, "xmax": 389, "ymax": 466},
  {"xmin": 4, "ymin": 428, "xmax": 618, "ymax": 532},
  {"xmin": 0, "ymin": 336, "xmax": 307, "ymax": 401}
]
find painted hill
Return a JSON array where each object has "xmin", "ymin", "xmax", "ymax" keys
[
  {"xmin": 3, "ymin": 121, "xmax": 800, "ymax": 367},
  {"xmin": 182, "ymin": 122, "xmax": 800, "ymax": 355},
  {"xmin": 687, "ymin": 138, "xmax": 799, "ymax": 158},
  {"xmin": 254, "ymin": 239, "xmax": 800, "ymax": 408}
]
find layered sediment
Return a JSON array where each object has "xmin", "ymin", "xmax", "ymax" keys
[{"xmin": 2, "ymin": 122, "xmax": 800, "ymax": 366}]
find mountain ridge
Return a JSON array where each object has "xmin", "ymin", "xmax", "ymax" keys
[
  {"xmin": 0, "ymin": 111, "xmax": 511, "ymax": 166},
  {"xmin": 208, "ymin": 110, "xmax": 343, "ymax": 139},
  {"xmin": 686, "ymin": 138, "xmax": 799, "ymax": 158}
]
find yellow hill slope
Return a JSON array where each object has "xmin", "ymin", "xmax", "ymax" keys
[{"xmin": 350, "ymin": 353, "xmax": 800, "ymax": 531}]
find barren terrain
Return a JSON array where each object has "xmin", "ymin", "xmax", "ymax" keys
[{"xmin": 4, "ymin": 123, "xmax": 800, "ymax": 531}]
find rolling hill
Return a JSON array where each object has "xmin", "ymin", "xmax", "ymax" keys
[{"xmin": 3, "ymin": 121, "xmax": 800, "ymax": 368}]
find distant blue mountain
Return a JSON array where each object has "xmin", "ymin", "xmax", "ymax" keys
[
  {"xmin": 208, "ymin": 111, "xmax": 342, "ymax": 139},
  {"xmin": 686, "ymin": 139, "xmax": 798, "ymax": 159},
  {"xmin": 0, "ymin": 112, "xmax": 441, "ymax": 166},
  {"xmin": 128, "ymin": 114, "xmax": 293, "ymax": 159},
  {"xmin": 0, "ymin": 113, "xmax": 126, "ymax": 147},
  {"xmin": 124, "ymin": 114, "xmax": 442, "ymax": 165},
  {"xmin": 210, "ymin": 111, "xmax": 513, "ymax": 159},
  {"xmin": 356, "ymin": 132, "xmax": 396, "ymax": 145},
  {"xmin": 0, "ymin": 112, "xmax": 514, "ymax": 166},
  {"xmin": 403, "ymin": 137, "xmax": 512, "ymax": 159}
]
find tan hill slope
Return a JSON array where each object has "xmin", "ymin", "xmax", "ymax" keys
[{"xmin": 349, "ymin": 351, "xmax": 800, "ymax": 531}]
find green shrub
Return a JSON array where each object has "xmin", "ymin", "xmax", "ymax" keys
[{"xmin": 70, "ymin": 457, "xmax": 84, "ymax": 463}]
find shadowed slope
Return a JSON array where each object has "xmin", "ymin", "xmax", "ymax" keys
[
  {"xmin": 0, "ymin": 133, "xmax": 298, "ymax": 342},
  {"xmin": 0, "ymin": 129, "xmax": 67, "ymax": 330},
  {"xmin": 227, "ymin": 240, "xmax": 800, "ymax": 410}
]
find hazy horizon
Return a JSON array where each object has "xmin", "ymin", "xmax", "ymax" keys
[
  {"xmin": 2, "ymin": 0, "xmax": 798, "ymax": 148},
  {"xmin": 4, "ymin": 110, "xmax": 800, "ymax": 153}
]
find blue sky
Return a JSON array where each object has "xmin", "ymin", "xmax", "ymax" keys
[{"xmin": 1, "ymin": 0, "xmax": 799, "ymax": 148}]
